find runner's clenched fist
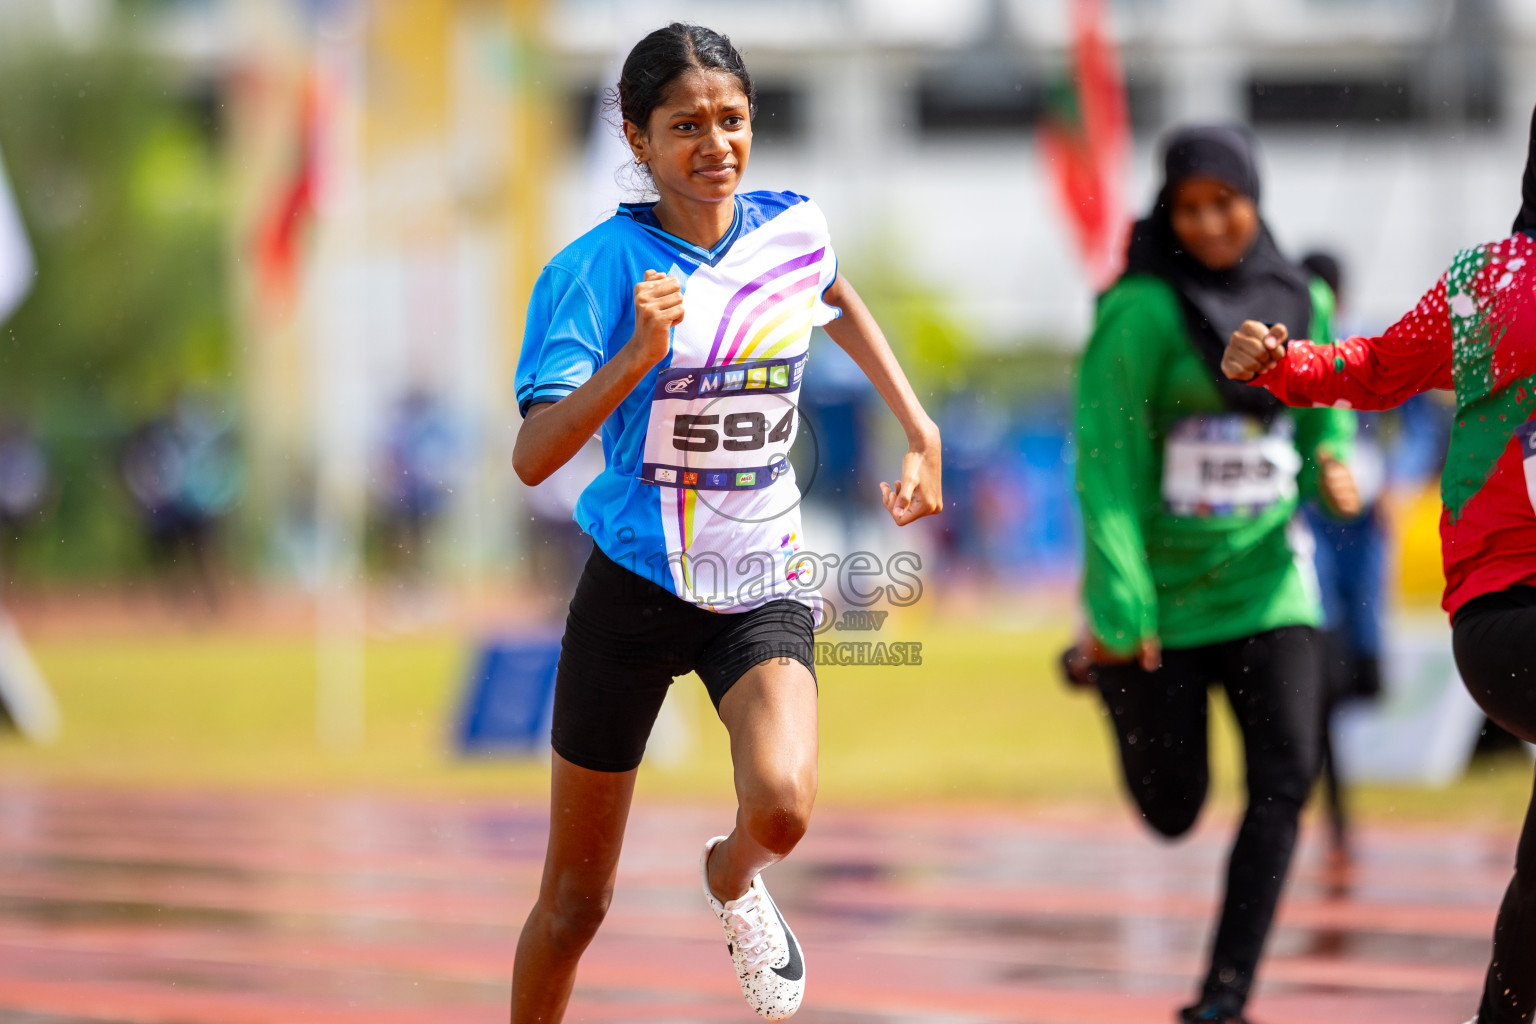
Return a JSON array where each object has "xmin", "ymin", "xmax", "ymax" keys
[
  {"xmin": 1222, "ymin": 320, "xmax": 1287, "ymax": 381},
  {"xmin": 629, "ymin": 269, "xmax": 685, "ymax": 368}
]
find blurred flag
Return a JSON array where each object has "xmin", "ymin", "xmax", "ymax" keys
[
  {"xmin": 1039, "ymin": 0, "xmax": 1130, "ymax": 290},
  {"xmin": 256, "ymin": 76, "xmax": 321, "ymax": 311},
  {"xmin": 0, "ymin": 141, "xmax": 34, "ymax": 325}
]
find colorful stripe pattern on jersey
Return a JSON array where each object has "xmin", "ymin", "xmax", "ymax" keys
[
  {"xmin": 516, "ymin": 191, "xmax": 840, "ymax": 612},
  {"xmin": 1254, "ymin": 232, "xmax": 1536, "ymax": 617}
]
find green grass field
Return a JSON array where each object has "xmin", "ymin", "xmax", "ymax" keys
[{"xmin": 0, "ymin": 615, "xmax": 1530, "ymax": 828}]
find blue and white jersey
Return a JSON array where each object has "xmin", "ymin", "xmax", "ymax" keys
[{"xmin": 516, "ymin": 190, "xmax": 841, "ymax": 612}]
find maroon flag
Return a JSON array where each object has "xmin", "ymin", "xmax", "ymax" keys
[
  {"xmin": 1039, "ymin": 0, "xmax": 1131, "ymax": 289},
  {"xmin": 255, "ymin": 75, "xmax": 320, "ymax": 313}
]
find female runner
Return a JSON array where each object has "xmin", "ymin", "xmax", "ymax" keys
[
  {"xmin": 1223, "ymin": 103, "xmax": 1536, "ymax": 1024},
  {"xmin": 509, "ymin": 23, "xmax": 942, "ymax": 1023},
  {"xmin": 1071, "ymin": 125, "xmax": 1357, "ymax": 1024}
]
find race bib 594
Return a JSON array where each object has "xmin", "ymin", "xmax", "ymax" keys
[{"xmin": 639, "ymin": 353, "xmax": 806, "ymax": 491}]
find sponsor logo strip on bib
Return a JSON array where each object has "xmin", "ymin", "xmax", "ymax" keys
[
  {"xmin": 641, "ymin": 458, "xmax": 791, "ymax": 491},
  {"xmin": 652, "ymin": 353, "xmax": 806, "ymax": 401}
]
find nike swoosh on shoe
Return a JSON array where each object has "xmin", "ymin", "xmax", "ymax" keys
[{"xmin": 768, "ymin": 900, "xmax": 803, "ymax": 982}]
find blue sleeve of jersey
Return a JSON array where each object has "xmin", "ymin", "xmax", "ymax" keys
[
  {"xmin": 810, "ymin": 204, "xmax": 841, "ymax": 325},
  {"xmin": 516, "ymin": 265, "xmax": 608, "ymax": 417}
]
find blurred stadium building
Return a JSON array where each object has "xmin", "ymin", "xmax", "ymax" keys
[
  {"xmin": 0, "ymin": 0, "xmax": 1531, "ymax": 583},
  {"xmin": 554, "ymin": 0, "xmax": 1535, "ymax": 344}
]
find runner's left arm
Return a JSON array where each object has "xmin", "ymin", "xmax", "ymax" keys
[{"xmin": 821, "ymin": 274, "xmax": 943, "ymax": 526}]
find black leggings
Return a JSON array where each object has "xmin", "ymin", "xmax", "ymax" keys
[
  {"xmin": 1097, "ymin": 625, "xmax": 1322, "ymax": 1012},
  {"xmin": 1454, "ymin": 586, "xmax": 1536, "ymax": 1024}
]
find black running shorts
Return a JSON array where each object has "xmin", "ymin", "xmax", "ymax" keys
[{"xmin": 551, "ymin": 545, "xmax": 817, "ymax": 773}]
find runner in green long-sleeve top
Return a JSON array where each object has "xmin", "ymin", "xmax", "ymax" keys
[
  {"xmin": 1065, "ymin": 125, "xmax": 1357, "ymax": 1024},
  {"xmin": 1077, "ymin": 271, "xmax": 1351, "ymax": 656}
]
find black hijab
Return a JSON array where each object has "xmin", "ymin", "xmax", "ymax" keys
[
  {"xmin": 1517, "ymin": 104, "xmax": 1536, "ymax": 238},
  {"xmin": 1123, "ymin": 125, "xmax": 1313, "ymax": 424}
]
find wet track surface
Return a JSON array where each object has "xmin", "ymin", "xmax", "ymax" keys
[{"xmin": 0, "ymin": 787, "xmax": 1501, "ymax": 1023}]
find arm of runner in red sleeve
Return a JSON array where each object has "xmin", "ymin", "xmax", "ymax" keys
[{"xmin": 1254, "ymin": 273, "xmax": 1456, "ymax": 411}]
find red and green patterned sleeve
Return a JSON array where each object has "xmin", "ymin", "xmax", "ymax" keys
[{"xmin": 1255, "ymin": 274, "xmax": 1456, "ymax": 411}]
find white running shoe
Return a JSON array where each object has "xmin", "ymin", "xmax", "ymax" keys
[{"xmin": 701, "ymin": 836, "xmax": 805, "ymax": 1021}]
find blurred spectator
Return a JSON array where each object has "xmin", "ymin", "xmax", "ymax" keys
[
  {"xmin": 0, "ymin": 420, "xmax": 51, "ymax": 593},
  {"xmin": 121, "ymin": 395, "xmax": 243, "ymax": 608},
  {"xmin": 798, "ymin": 331, "xmax": 879, "ymax": 553},
  {"xmin": 935, "ymin": 397, "xmax": 1006, "ymax": 578},
  {"xmin": 0, "ymin": 421, "xmax": 50, "ymax": 530},
  {"xmin": 1301, "ymin": 250, "xmax": 1388, "ymax": 699},
  {"xmin": 934, "ymin": 393, "xmax": 1080, "ymax": 584},
  {"xmin": 1387, "ymin": 391, "xmax": 1455, "ymax": 485},
  {"xmin": 375, "ymin": 389, "xmax": 463, "ymax": 583},
  {"xmin": 523, "ymin": 435, "xmax": 602, "ymax": 617},
  {"xmin": 1301, "ymin": 250, "xmax": 1386, "ymax": 857}
]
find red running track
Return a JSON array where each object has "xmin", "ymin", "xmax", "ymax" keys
[{"xmin": 0, "ymin": 786, "xmax": 1505, "ymax": 1023}]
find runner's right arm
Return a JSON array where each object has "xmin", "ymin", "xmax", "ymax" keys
[
  {"xmin": 1075, "ymin": 281, "xmax": 1167, "ymax": 661},
  {"xmin": 1224, "ymin": 272, "xmax": 1455, "ymax": 411},
  {"xmin": 513, "ymin": 270, "xmax": 682, "ymax": 485},
  {"xmin": 821, "ymin": 274, "xmax": 943, "ymax": 526}
]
